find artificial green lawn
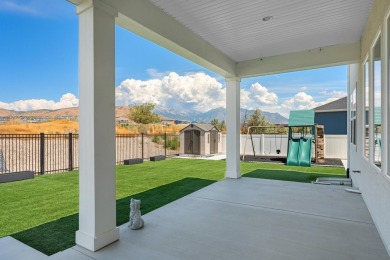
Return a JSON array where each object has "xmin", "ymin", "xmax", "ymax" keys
[{"xmin": 0, "ymin": 159, "xmax": 345, "ymax": 255}]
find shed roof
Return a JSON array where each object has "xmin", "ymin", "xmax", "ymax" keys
[
  {"xmin": 181, "ymin": 123, "xmax": 218, "ymax": 132},
  {"xmin": 314, "ymin": 97, "xmax": 347, "ymax": 112},
  {"xmin": 196, "ymin": 124, "xmax": 218, "ymax": 131}
]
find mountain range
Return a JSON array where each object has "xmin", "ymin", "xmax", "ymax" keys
[
  {"xmin": 0, "ymin": 106, "xmax": 288, "ymax": 124},
  {"xmin": 154, "ymin": 106, "xmax": 288, "ymax": 124}
]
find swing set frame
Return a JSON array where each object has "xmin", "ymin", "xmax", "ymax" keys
[{"xmin": 242, "ymin": 126, "xmax": 287, "ymax": 161}]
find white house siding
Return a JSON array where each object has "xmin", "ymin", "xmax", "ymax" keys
[{"xmin": 349, "ymin": 0, "xmax": 390, "ymax": 253}]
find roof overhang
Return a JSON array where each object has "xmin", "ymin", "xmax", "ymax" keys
[
  {"xmin": 68, "ymin": 0, "xmax": 370, "ymax": 77},
  {"xmin": 236, "ymin": 42, "xmax": 360, "ymax": 77},
  {"xmin": 315, "ymin": 109, "xmax": 347, "ymax": 113}
]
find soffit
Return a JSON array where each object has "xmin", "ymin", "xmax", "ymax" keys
[{"xmin": 149, "ymin": 0, "xmax": 372, "ymax": 62}]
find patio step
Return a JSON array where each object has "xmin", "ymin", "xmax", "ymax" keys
[{"xmin": 315, "ymin": 177, "xmax": 352, "ymax": 186}]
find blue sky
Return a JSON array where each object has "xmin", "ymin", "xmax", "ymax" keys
[{"xmin": 0, "ymin": 0, "xmax": 347, "ymax": 117}]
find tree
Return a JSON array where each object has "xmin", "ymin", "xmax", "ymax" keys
[
  {"xmin": 129, "ymin": 103, "xmax": 160, "ymax": 125},
  {"xmin": 219, "ymin": 120, "xmax": 226, "ymax": 131},
  {"xmin": 247, "ymin": 109, "xmax": 267, "ymax": 126},
  {"xmin": 241, "ymin": 109, "xmax": 249, "ymax": 134},
  {"xmin": 210, "ymin": 118, "xmax": 226, "ymax": 131},
  {"xmin": 247, "ymin": 109, "xmax": 269, "ymax": 134}
]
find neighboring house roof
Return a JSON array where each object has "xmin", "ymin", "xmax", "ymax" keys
[
  {"xmin": 175, "ymin": 119, "xmax": 192, "ymax": 124},
  {"xmin": 116, "ymin": 117, "xmax": 129, "ymax": 121},
  {"xmin": 180, "ymin": 123, "xmax": 219, "ymax": 132},
  {"xmin": 314, "ymin": 96, "xmax": 347, "ymax": 112}
]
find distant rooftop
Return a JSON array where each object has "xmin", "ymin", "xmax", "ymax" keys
[{"xmin": 314, "ymin": 96, "xmax": 347, "ymax": 112}]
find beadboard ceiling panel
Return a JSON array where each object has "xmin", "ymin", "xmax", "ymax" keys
[{"xmin": 149, "ymin": 0, "xmax": 372, "ymax": 62}]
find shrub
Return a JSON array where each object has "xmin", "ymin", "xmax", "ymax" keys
[
  {"xmin": 152, "ymin": 135, "xmax": 160, "ymax": 144},
  {"xmin": 165, "ymin": 137, "xmax": 180, "ymax": 150}
]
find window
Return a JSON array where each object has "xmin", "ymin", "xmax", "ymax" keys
[
  {"xmin": 372, "ymin": 36, "xmax": 381, "ymax": 168},
  {"xmin": 388, "ymin": 16, "xmax": 390, "ymax": 176},
  {"xmin": 364, "ymin": 60, "xmax": 370, "ymax": 159},
  {"xmin": 350, "ymin": 86, "xmax": 357, "ymax": 145},
  {"xmin": 207, "ymin": 133, "xmax": 210, "ymax": 144}
]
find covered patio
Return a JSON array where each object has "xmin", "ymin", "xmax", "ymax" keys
[
  {"xmin": 2, "ymin": 177, "xmax": 388, "ymax": 259},
  {"xmin": 6, "ymin": 0, "xmax": 387, "ymax": 258}
]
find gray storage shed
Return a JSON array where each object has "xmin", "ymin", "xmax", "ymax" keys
[{"xmin": 179, "ymin": 124, "xmax": 222, "ymax": 156}]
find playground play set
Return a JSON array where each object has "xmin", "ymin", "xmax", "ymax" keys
[
  {"xmin": 286, "ymin": 110, "xmax": 324, "ymax": 167},
  {"xmin": 243, "ymin": 110, "xmax": 324, "ymax": 167}
]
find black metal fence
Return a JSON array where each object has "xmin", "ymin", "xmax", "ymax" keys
[{"xmin": 0, "ymin": 133, "xmax": 180, "ymax": 174}]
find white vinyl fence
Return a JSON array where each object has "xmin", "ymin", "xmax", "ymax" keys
[{"xmin": 221, "ymin": 134, "xmax": 347, "ymax": 159}]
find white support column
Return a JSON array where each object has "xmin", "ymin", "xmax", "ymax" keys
[
  {"xmin": 75, "ymin": 0, "xmax": 119, "ymax": 252},
  {"xmin": 225, "ymin": 77, "xmax": 241, "ymax": 179}
]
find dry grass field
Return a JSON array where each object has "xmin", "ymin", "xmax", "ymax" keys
[{"xmin": 0, "ymin": 119, "xmax": 186, "ymax": 135}]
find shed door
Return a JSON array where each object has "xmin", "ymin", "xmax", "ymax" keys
[
  {"xmin": 184, "ymin": 130, "xmax": 201, "ymax": 154},
  {"xmin": 184, "ymin": 130, "xmax": 192, "ymax": 154},
  {"xmin": 192, "ymin": 130, "xmax": 200, "ymax": 155},
  {"xmin": 210, "ymin": 130, "xmax": 218, "ymax": 154}
]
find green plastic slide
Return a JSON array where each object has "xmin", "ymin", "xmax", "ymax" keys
[
  {"xmin": 298, "ymin": 138, "xmax": 312, "ymax": 167},
  {"xmin": 287, "ymin": 138, "xmax": 300, "ymax": 166},
  {"xmin": 287, "ymin": 137, "xmax": 312, "ymax": 167}
]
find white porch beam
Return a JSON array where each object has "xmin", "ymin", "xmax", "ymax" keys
[
  {"xmin": 225, "ymin": 77, "xmax": 241, "ymax": 179},
  {"xmin": 75, "ymin": 0, "xmax": 119, "ymax": 251},
  {"xmin": 237, "ymin": 42, "xmax": 361, "ymax": 78}
]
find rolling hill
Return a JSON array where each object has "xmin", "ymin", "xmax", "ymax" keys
[{"xmin": 0, "ymin": 106, "xmax": 288, "ymax": 125}]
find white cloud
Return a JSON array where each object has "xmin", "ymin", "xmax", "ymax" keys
[
  {"xmin": 300, "ymin": 86, "xmax": 308, "ymax": 91},
  {"xmin": 240, "ymin": 83, "xmax": 332, "ymax": 118},
  {"xmin": 117, "ymin": 72, "xmax": 282, "ymax": 113},
  {"xmin": 0, "ymin": 1, "xmax": 40, "ymax": 15},
  {"xmin": 281, "ymin": 92, "xmax": 317, "ymax": 111},
  {"xmin": 374, "ymin": 91, "xmax": 381, "ymax": 107},
  {"xmin": 0, "ymin": 71, "xmax": 346, "ymax": 120},
  {"xmin": 249, "ymin": 83, "xmax": 278, "ymax": 105},
  {"xmin": 319, "ymin": 90, "xmax": 347, "ymax": 98},
  {"xmin": 116, "ymin": 72, "xmax": 225, "ymax": 112},
  {"xmin": 240, "ymin": 89, "xmax": 252, "ymax": 108},
  {"xmin": 0, "ymin": 93, "xmax": 78, "ymax": 111},
  {"xmin": 0, "ymin": 0, "xmax": 73, "ymax": 17},
  {"xmin": 280, "ymin": 92, "xmax": 347, "ymax": 117},
  {"xmin": 146, "ymin": 68, "xmax": 169, "ymax": 79}
]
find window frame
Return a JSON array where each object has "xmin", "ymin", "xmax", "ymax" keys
[
  {"xmin": 363, "ymin": 56, "xmax": 370, "ymax": 161},
  {"xmin": 371, "ymin": 32, "xmax": 382, "ymax": 170}
]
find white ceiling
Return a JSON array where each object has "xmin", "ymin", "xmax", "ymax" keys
[{"xmin": 149, "ymin": 0, "xmax": 372, "ymax": 62}]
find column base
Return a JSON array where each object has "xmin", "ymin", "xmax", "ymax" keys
[
  {"xmin": 76, "ymin": 227, "xmax": 119, "ymax": 252},
  {"xmin": 225, "ymin": 170, "xmax": 241, "ymax": 179}
]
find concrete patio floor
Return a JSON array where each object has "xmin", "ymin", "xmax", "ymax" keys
[{"xmin": 2, "ymin": 177, "xmax": 389, "ymax": 259}]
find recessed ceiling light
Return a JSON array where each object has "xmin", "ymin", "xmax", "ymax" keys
[{"xmin": 262, "ymin": 16, "xmax": 273, "ymax": 22}]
